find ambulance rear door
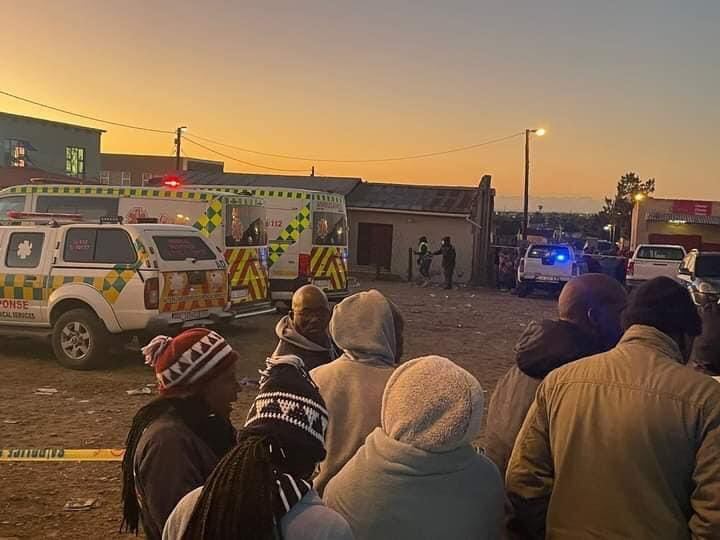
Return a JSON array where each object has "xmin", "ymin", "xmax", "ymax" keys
[
  {"xmin": 264, "ymin": 195, "xmax": 311, "ymax": 286},
  {"xmin": 0, "ymin": 227, "xmax": 56, "ymax": 327}
]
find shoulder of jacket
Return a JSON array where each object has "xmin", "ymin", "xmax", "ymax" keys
[{"xmin": 137, "ymin": 415, "xmax": 197, "ymax": 454}]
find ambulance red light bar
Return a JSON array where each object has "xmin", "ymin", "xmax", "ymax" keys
[
  {"xmin": 7, "ymin": 211, "xmax": 84, "ymax": 221},
  {"xmin": 162, "ymin": 175, "xmax": 183, "ymax": 189}
]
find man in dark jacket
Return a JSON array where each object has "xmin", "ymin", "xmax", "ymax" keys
[
  {"xmin": 273, "ymin": 284, "xmax": 335, "ymax": 370},
  {"xmin": 485, "ymin": 273, "xmax": 627, "ymax": 476},
  {"xmin": 506, "ymin": 277, "xmax": 720, "ymax": 539},
  {"xmin": 434, "ymin": 236, "xmax": 456, "ymax": 290}
]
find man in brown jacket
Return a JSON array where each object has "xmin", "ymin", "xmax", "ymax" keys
[
  {"xmin": 506, "ymin": 277, "xmax": 720, "ymax": 539},
  {"xmin": 485, "ymin": 273, "xmax": 627, "ymax": 476}
]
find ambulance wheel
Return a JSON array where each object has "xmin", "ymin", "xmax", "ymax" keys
[{"xmin": 52, "ymin": 309, "xmax": 110, "ymax": 370}]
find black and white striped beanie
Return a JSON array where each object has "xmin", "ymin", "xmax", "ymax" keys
[{"xmin": 245, "ymin": 355, "xmax": 329, "ymax": 464}]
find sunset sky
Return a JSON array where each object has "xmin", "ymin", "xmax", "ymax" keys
[{"xmin": 1, "ymin": 1, "xmax": 718, "ymax": 204}]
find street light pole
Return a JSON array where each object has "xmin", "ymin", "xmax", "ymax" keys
[
  {"xmin": 522, "ymin": 127, "xmax": 546, "ymax": 242},
  {"xmin": 523, "ymin": 129, "xmax": 530, "ymax": 241}
]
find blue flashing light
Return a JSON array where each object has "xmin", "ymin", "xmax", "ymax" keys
[{"xmin": 556, "ymin": 254, "xmax": 567, "ymax": 262}]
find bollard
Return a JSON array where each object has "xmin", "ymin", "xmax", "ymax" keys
[{"xmin": 408, "ymin": 247, "xmax": 413, "ymax": 282}]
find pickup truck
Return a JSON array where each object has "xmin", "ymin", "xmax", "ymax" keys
[
  {"xmin": 517, "ymin": 244, "xmax": 582, "ymax": 297},
  {"xmin": 626, "ymin": 244, "xmax": 686, "ymax": 288}
]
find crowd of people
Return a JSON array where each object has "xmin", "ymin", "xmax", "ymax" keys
[{"xmin": 120, "ymin": 277, "xmax": 720, "ymax": 539}]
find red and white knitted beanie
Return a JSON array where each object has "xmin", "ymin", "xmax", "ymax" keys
[{"xmin": 142, "ymin": 328, "xmax": 238, "ymax": 395}]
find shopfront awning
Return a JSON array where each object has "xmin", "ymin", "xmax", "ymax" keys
[{"xmin": 647, "ymin": 212, "xmax": 720, "ymax": 226}]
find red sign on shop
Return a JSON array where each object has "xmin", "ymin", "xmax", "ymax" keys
[{"xmin": 671, "ymin": 200, "xmax": 713, "ymax": 216}]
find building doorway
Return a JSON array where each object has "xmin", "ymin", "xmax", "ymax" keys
[{"xmin": 357, "ymin": 223, "xmax": 393, "ymax": 270}]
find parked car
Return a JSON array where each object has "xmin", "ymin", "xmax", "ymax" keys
[
  {"xmin": 626, "ymin": 244, "xmax": 686, "ymax": 288},
  {"xmin": 517, "ymin": 244, "xmax": 582, "ymax": 297},
  {"xmin": 0, "ymin": 213, "xmax": 232, "ymax": 369},
  {"xmin": 678, "ymin": 250, "xmax": 720, "ymax": 306}
]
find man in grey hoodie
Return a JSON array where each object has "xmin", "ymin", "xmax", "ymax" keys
[
  {"xmin": 311, "ymin": 289, "xmax": 404, "ymax": 495},
  {"xmin": 274, "ymin": 284, "xmax": 335, "ymax": 370},
  {"xmin": 484, "ymin": 273, "xmax": 627, "ymax": 476},
  {"xmin": 324, "ymin": 355, "xmax": 504, "ymax": 540}
]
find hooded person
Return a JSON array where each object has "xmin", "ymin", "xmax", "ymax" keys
[
  {"xmin": 120, "ymin": 328, "xmax": 240, "ymax": 540},
  {"xmin": 506, "ymin": 277, "xmax": 720, "ymax": 539},
  {"xmin": 310, "ymin": 289, "xmax": 404, "ymax": 495},
  {"xmin": 324, "ymin": 356, "xmax": 504, "ymax": 540},
  {"xmin": 162, "ymin": 356, "xmax": 353, "ymax": 540},
  {"xmin": 691, "ymin": 301, "xmax": 720, "ymax": 383},
  {"xmin": 484, "ymin": 273, "xmax": 627, "ymax": 476},
  {"xmin": 273, "ymin": 284, "xmax": 336, "ymax": 370}
]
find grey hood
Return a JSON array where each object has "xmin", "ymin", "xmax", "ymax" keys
[
  {"xmin": 329, "ymin": 289, "xmax": 397, "ymax": 366},
  {"xmin": 274, "ymin": 315, "xmax": 329, "ymax": 353}
]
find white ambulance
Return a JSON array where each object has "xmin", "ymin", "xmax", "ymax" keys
[
  {"xmin": 149, "ymin": 178, "xmax": 350, "ymax": 303},
  {"xmin": 0, "ymin": 213, "xmax": 231, "ymax": 369},
  {"xmin": 0, "ymin": 184, "xmax": 275, "ymax": 318}
]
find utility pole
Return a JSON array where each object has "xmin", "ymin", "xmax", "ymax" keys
[
  {"xmin": 522, "ymin": 129, "xmax": 530, "ymax": 242},
  {"xmin": 175, "ymin": 126, "xmax": 187, "ymax": 170}
]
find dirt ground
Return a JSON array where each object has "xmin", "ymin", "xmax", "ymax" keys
[{"xmin": 0, "ymin": 281, "xmax": 555, "ymax": 539}]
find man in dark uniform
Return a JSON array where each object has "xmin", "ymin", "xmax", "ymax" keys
[{"xmin": 435, "ymin": 236, "xmax": 457, "ymax": 290}]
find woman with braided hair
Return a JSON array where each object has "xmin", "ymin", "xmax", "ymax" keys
[
  {"xmin": 163, "ymin": 356, "xmax": 353, "ymax": 540},
  {"xmin": 120, "ymin": 329, "xmax": 241, "ymax": 540}
]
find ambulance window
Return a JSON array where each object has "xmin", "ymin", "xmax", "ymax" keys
[
  {"xmin": 0, "ymin": 196, "xmax": 25, "ymax": 219},
  {"xmin": 63, "ymin": 228, "xmax": 136, "ymax": 264},
  {"xmin": 225, "ymin": 205, "xmax": 267, "ymax": 247},
  {"xmin": 153, "ymin": 236, "xmax": 216, "ymax": 261},
  {"xmin": 64, "ymin": 229, "xmax": 96, "ymax": 262},
  {"xmin": 6, "ymin": 232, "xmax": 44, "ymax": 268},
  {"xmin": 37, "ymin": 196, "xmax": 119, "ymax": 220},
  {"xmin": 95, "ymin": 230, "xmax": 136, "ymax": 264},
  {"xmin": 313, "ymin": 212, "xmax": 347, "ymax": 246}
]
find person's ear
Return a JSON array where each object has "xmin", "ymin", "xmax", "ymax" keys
[{"xmin": 586, "ymin": 307, "xmax": 599, "ymax": 328}]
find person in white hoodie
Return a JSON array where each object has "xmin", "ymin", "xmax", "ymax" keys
[
  {"xmin": 163, "ymin": 356, "xmax": 353, "ymax": 540},
  {"xmin": 310, "ymin": 289, "xmax": 404, "ymax": 495},
  {"xmin": 324, "ymin": 355, "xmax": 504, "ymax": 540}
]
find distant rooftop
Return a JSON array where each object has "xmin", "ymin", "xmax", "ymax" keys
[
  {"xmin": 0, "ymin": 111, "xmax": 105, "ymax": 134},
  {"xmin": 347, "ymin": 182, "xmax": 476, "ymax": 215},
  {"xmin": 181, "ymin": 171, "xmax": 362, "ymax": 196}
]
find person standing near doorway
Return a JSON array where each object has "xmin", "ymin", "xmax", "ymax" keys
[
  {"xmin": 435, "ymin": 236, "xmax": 456, "ymax": 290},
  {"xmin": 415, "ymin": 236, "xmax": 432, "ymax": 286}
]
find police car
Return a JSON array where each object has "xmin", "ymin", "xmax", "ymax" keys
[
  {"xmin": 0, "ymin": 212, "xmax": 232, "ymax": 369},
  {"xmin": 517, "ymin": 243, "xmax": 582, "ymax": 297}
]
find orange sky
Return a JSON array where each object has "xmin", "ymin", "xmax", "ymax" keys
[{"xmin": 1, "ymin": 1, "xmax": 718, "ymax": 204}]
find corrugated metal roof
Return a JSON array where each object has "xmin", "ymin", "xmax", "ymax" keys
[
  {"xmin": 181, "ymin": 171, "xmax": 362, "ymax": 196},
  {"xmin": 0, "ymin": 111, "xmax": 106, "ymax": 133},
  {"xmin": 346, "ymin": 182, "xmax": 476, "ymax": 215},
  {"xmin": 647, "ymin": 212, "xmax": 720, "ymax": 226}
]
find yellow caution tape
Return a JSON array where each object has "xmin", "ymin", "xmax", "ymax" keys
[{"xmin": 0, "ymin": 448, "xmax": 125, "ymax": 462}]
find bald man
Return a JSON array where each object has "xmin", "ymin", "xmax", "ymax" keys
[
  {"xmin": 484, "ymin": 274, "xmax": 627, "ymax": 476},
  {"xmin": 272, "ymin": 285, "xmax": 336, "ymax": 370}
]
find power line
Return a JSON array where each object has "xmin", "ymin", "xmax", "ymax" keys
[
  {"xmin": 0, "ymin": 90, "xmax": 174, "ymax": 134},
  {"xmin": 188, "ymin": 131, "xmax": 525, "ymax": 163},
  {"xmin": 183, "ymin": 137, "xmax": 311, "ymax": 173},
  {"xmin": 1, "ymin": 88, "xmax": 524, "ymax": 165}
]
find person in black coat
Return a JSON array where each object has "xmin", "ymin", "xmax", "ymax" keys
[{"xmin": 434, "ymin": 236, "xmax": 457, "ymax": 290}]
